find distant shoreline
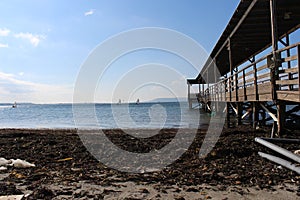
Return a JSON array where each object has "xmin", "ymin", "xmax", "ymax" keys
[{"xmin": 0, "ymin": 99, "xmax": 188, "ymax": 105}]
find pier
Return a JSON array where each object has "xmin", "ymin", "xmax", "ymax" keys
[{"xmin": 187, "ymin": 0, "xmax": 300, "ymax": 135}]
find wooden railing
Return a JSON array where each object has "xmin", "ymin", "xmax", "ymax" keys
[{"xmin": 201, "ymin": 43, "xmax": 300, "ymax": 103}]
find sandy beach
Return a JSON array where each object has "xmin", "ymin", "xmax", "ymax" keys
[{"xmin": 0, "ymin": 126, "xmax": 299, "ymax": 199}]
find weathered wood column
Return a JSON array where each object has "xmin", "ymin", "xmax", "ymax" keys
[
  {"xmin": 228, "ymin": 39, "xmax": 233, "ymax": 102},
  {"xmin": 252, "ymin": 102, "xmax": 259, "ymax": 130},
  {"xmin": 188, "ymin": 82, "xmax": 192, "ymax": 109},
  {"xmin": 270, "ymin": 0, "xmax": 279, "ymax": 101},
  {"xmin": 227, "ymin": 102, "xmax": 231, "ymax": 128},
  {"xmin": 270, "ymin": 0, "xmax": 284, "ymax": 135},
  {"xmin": 237, "ymin": 103, "xmax": 243, "ymax": 126}
]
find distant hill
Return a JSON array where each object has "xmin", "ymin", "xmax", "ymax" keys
[{"xmin": 149, "ymin": 97, "xmax": 187, "ymax": 103}]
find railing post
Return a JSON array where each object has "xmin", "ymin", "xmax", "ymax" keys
[
  {"xmin": 202, "ymin": 83, "xmax": 205, "ymax": 101},
  {"xmin": 237, "ymin": 102, "xmax": 243, "ymax": 125},
  {"xmin": 286, "ymin": 33, "xmax": 293, "ymax": 90},
  {"xmin": 188, "ymin": 83, "xmax": 192, "ymax": 109},
  {"xmin": 228, "ymin": 39, "xmax": 233, "ymax": 103},
  {"xmin": 253, "ymin": 59, "xmax": 258, "ymax": 101},
  {"xmin": 269, "ymin": 0, "xmax": 279, "ymax": 102},
  {"xmin": 252, "ymin": 102, "xmax": 259, "ymax": 130},
  {"xmin": 226, "ymin": 102, "xmax": 231, "ymax": 128},
  {"xmin": 243, "ymin": 69, "xmax": 247, "ymax": 101},
  {"xmin": 235, "ymin": 72, "xmax": 239, "ymax": 102},
  {"xmin": 297, "ymin": 45, "xmax": 300, "ymax": 101},
  {"xmin": 224, "ymin": 76, "xmax": 227, "ymax": 102},
  {"xmin": 229, "ymin": 76, "xmax": 232, "ymax": 102}
]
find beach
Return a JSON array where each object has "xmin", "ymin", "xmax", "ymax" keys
[{"xmin": 0, "ymin": 126, "xmax": 299, "ymax": 199}]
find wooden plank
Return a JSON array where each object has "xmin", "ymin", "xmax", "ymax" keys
[
  {"xmin": 245, "ymin": 77, "xmax": 255, "ymax": 83},
  {"xmin": 277, "ymin": 42, "xmax": 300, "ymax": 53},
  {"xmin": 279, "ymin": 67, "xmax": 298, "ymax": 74},
  {"xmin": 257, "ymin": 83, "xmax": 272, "ymax": 95},
  {"xmin": 260, "ymin": 103, "xmax": 278, "ymax": 122},
  {"xmin": 277, "ymin": 90, "xmax": 300, "ymax": 95},
  {"xmin": 244, "ymin": 69, "xmax": 255, "ymax": 77},
  {"xmin": 246, "ymin": 94, "xmax": 257, "ymax": 101},
  {"xmin": 258, "ymin": 94, "xmax": 273, "ymax": 101},
  {"xmin": 242, "ymin": 83, "xmax": 271, "ymax": 96},
  {"xmin": 257, "ymin": 72, "xmax": 270, "ymax": 80},
  {"xmin": 237, "ymin": 75, "xmax": 244, "ymax": 81},
  {"xmin": 277, "ymin": 91, "xmax": 300, "ymax": 102},
  {"xmin": 283, "ymin": 55, "xmax": 297, "ymax": 62},
  {"xmin": 276, "ymin": 79, "xmax": 299, "ymax": 85},
  {"xmin": 238, "ymin": 89, "xmax": 245, "ymax": 96},
  {"xmin": 256, "ymin": 64, "xmax": 268, "ymax": 72}
]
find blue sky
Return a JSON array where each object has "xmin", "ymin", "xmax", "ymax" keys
[{"xmin": 0, "ymin": 0, "xmax": 240, "ymax": 103}]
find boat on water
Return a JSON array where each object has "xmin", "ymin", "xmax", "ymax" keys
[
  {"xmin": 12, "ymin": 102, "xmax": 17, "ymax": 108},
  {"xmin": 136, "ymin": 99, "xmax": 140, "ymax": 105}
]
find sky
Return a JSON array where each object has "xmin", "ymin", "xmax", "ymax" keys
[{"xmin": 0, "ymin": 0, "xmax": 241, "ymax": 103}]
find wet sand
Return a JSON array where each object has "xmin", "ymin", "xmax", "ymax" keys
[{"xmin": 0, "ymin": 126, "xmax": 299, "ymax": 199}]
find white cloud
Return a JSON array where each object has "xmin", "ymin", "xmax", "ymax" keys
[
  {"xmin": 0, "ymin": 43, "xmax": 8, "ymax": 48},
  {"xmin": 14, "ymin": 33, "xmax": 46, "ymax": 47},
  {"xmin": 18, "ymin": 72, "xmax": 24, "ymax": 76},
  {"xmin": 0, "ymin": 72, "xmax": 15, "ymax": 79},
  {"xmin": 0, "ymin": 28, "xmax": 10, "ymax": 36},
  {"xmin": 0, "ymin": 71, "xmax": 73, "ymax": 103},
  {"xmin": 84, "ymin": 9, "xmax": 95, "ymax": 16}
]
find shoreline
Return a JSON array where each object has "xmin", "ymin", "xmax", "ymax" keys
[{"xmin": 0, "ymin": 126, "xmax": 299, "ymax": 199}]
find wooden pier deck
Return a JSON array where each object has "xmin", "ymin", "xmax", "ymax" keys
[{"xmin": 187, "ymin": 0, "xmax": 300, "ymax": 135}]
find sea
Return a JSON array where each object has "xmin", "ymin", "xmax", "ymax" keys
[{"xmin": 0, "ymin": 102, "xmax": 207, "ymax": 129}]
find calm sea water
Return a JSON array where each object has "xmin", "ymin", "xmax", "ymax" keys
[{"xmin": 0, "ymin": 102, "xmax": 206, "ymax": 129}]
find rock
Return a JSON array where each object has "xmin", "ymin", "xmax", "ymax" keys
[
  {"xmin": 140, "ymin": 188, "xmax": 149, "ymax": 193},
  {"xmin": 0, "ymin": 158, "xmax": 12, "ymax": 166},
  {"xmin": 186, "ymin": 187, "xmax": 199, "ymax": 192},
  {"xmin": 227, "ymin": 174, "xmax": 239, "ymax": 179},
  {"xmin": 0, "ymin": 195, "xmax": 24, "ymax": 200},
  {"xmin": 28, "ymin": 187, "xmax": 55, "ymax": 199},
  {"xmin": 10, "ymin": 159, "xmax": 35, "ymax": 168}
]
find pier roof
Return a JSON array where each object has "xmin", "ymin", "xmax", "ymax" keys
[{"xmin": 191, "ymin": 0, "xmax": 300, "ymax": 84}]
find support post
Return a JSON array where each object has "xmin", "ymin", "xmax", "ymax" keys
[
  {"xmin": 285, "ymin": 33, "xmax": 293, "ymax": 90},
  {"xmin": 201, "ymin": 83, "xmax": 205, "ymax": 109},
  {"xmin": 228, "ymin": 39, "xmax": 234, "ymax": 102},
  {"xmin": 253, "ymin": 102, "xmax": 259, "ymax": 130},
  {"xmin": 207, "ymin": 71, "xmax": 210, "ymax": 103},
  {"xmin": 270, "ymin": 0, "xmax": 283, "ymax": 135},
  {"xmin": 261, "ymin": 104, "xmax": 266, "ymax": 126},
  {"xmin": 235, "ymin": 73, "xmax": 239, "ymax": 102},
  {"xmin": 226, "ymin": 102, "xmax": 231, "ymax": 128},
  {"xmin": 243, "ymin": 70, "xmax": 246, "ymax": 101},
  {"xmin": 237, "ymin": 102, "xmax": 243, "ymax": 126},
  {"xmin": 277, "ymin": 100, "xmax": 285, "ymax": 136},
  {"xmin": 252, "ymin": 56, "xmax": 258, "ymax": 101},
  {"xmin": 269, "ymin": 0, "xmax": 279, "ymax": 101},
  {"xmin": 188, "ymin": 83, "xmax": 192, "ymax": 109}
]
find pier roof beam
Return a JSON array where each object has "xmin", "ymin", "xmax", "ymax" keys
[{"xmin": 191, "ymin": 0, "xmax": 300, "ymax": 82}]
